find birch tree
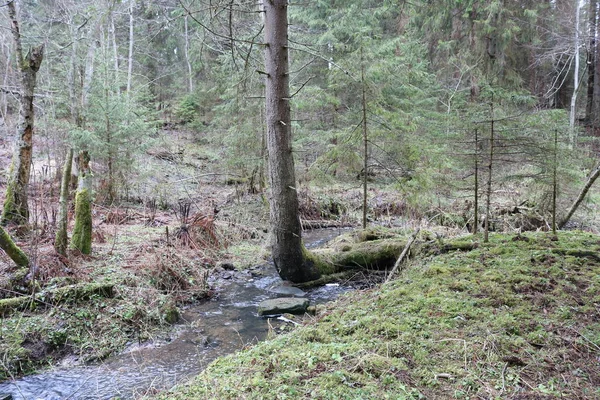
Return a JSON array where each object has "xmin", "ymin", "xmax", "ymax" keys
[{"xmin": 1, "ymin": 1, "xmax": 44, "ymax": 227}]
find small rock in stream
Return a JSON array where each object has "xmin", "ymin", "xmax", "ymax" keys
[
  {"xmin": 268, "ymin": 284, "xmax": 306, "ymax": 297},
  {"xmin": 221, "ymin": 271, "xmax": 233, "ymax": 280},
  {"xmin": 257, "ymin": 297, "xmax": 310, "ymax": 316}
]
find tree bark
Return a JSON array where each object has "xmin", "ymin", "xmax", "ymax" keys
[
  {"xmin": 559, "ymin": 164, "xmax": 600, "ymax": 229},
  {"xmin": 184, "ymin": 14, "xmax": 193, "ymax": 93},
  {"xmin": 586, "ymin": 0, "xmax": 598, "ymax": 126},
  {"xmin": 585, "ymin": 0, "xmax": 598, "ymax": 125},
  {"xmin": 484, "ymin": 99, "xmax": 494, "ymax": 243},
  {"xmin": 361, "ymin": 47, "xmax": 368, "ymax": 229},
  {"xmin": 70, "ymin": 151, "xmax": 93, "ymax": 254},
  {"xmin": 569, "ymin": 0, "xmax": 581, "ymax": 138},
  {"xmin": 263, "ymin": 0, "xmax": 320, "ymax": 283},
  {"xmin": 127, "ymin": 0, "xmax": 134, "ymax": 95},
  {"xmin": 54, "ymin": 148, "xmax": 73, "ymax": 255},
  {"xmin": 2, "ymin": 2, "xmax": 44, "ymax": 226},
  {"xmin": 0, "ymin": 225, "xmax": 28, "ymax": 268}
]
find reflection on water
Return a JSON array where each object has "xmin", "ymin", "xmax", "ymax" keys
[{"xmin": 0, "ymin": 228, "xmax": 352, "ymax": 399}]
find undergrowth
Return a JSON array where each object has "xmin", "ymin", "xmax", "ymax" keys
[{"xmin": 158, "ymin": 231, "xmax": 600, "ymax": 399}]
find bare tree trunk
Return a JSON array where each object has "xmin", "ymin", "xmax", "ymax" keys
[
  {"xmin": 110, "ymin": 14, "xmax": 120, "ymax": 87},
  {"xmin": 473, "ymin": 129, "xmax": 479, "ymax": 234},
  {"xmin": 70, "ymin": 151, "xmax": 93, "ymax": 254},
  {"xmin": 127, "ymin": 0, "xmax": 134, "ymax": 95},
  {"xmin": 569, "ymin": 0, "xmax": 581, "ymax": 138},
  {"xmin": 552, "ymin": 130, "xmax": 558, "ymax": 235},
  {"xmin": 263, "ymin": 0, "xmax": 320, "ymax": 283},
  {"xmin": 559, "ymin": 164, "xmax": 600, "ymax": 229},
  {"xmin": 484, "ymin": 100, "xmax": 494, "ymax": 243},
  {"xmin": 184, "ymin": 14, "xmax": 193, "ymax": 93},
  {"xmin": 54, "ymin": 148, "xmax": 73, "ymax": 255},
  {"xmin": 586, "ymin": 0, "xmax": 598, "ymax": 126},
  {"xmin": 361, "ymin": 47, "xmax": 368, "ymax": 230},
  {"xmin": 2, "ymin": 2, "xmax": 44, "ymax": 226},
  {"xmin": 68, "ymin": 21, "xmax": 80, "ymax": 124},
  {"xmin": 1, "ymin": 42, "xmax": 11, "ymax": 121}
]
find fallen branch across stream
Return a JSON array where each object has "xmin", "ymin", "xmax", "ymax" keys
[{"xmin": 385, "ymin": 227, "xmax": 420, "ymax": 283}]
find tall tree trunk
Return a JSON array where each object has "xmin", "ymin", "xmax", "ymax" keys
[
  {"xmin": 569, "ymin": 0, "xmax": 581, "ymax": 139},
  {"xmin": 70, "ymin": 151, "xmax": 93, "ymax": 254},
  {"xmin": 184, "ymin": 14, "xmax": 193, "ymax": 93},
  {"xmin": 585, "ymin": 0, "xmax": 600, "ymax": 128},
  {"xmin": 68, "ymin": 21, "xmax": 80, "ymax": 125},
  {"xmin": 484, "ymin": 99, "xmax": 495, "ymax": 243},
  {"xmin": 552, "ymin": 130, "xmax": 558, "ymax": 235},
  {"xmin": 361, "ymin": 48, "xmax": 368, "ymax": 229},
  {"xmin": 263, "ymin": 0, "xmax": 320, "ymax": 283},
  {"xmin": 586, "ymin": 0, "xmax": 598, "ymax": 126},
  {"xmin": 127, "ymin": 0, "xmax": 134, "ymax": 95},
  {"xmin": 2, "ymin": 2, "xmax": 44, "ymax": 226},
  {"xmin": 110, "ymin": 14, "xmax": 120, "ymax": 88},
  {"xmin": 54, "ymin": 148, "xmax": 73, "ymax": 255},
  {"xmin": 1, "ymin": 42, "xmax": 11, "ymax": 121},
  {"xmin": 559, "ymin": 163, "xmax": 600, "ymax": 229},
  {"xmin": 473, "ymin": 129, "xmax": 479, "ymax": 234}
]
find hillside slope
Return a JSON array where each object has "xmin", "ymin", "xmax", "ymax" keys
[{"xmin": 159, "ymin": 231, "xmax": 600, "ymax": 399}]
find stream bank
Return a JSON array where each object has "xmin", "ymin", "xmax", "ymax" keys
[{"xmin": 0, "ymin": 229, "xmax": 353, "ymax": 399}]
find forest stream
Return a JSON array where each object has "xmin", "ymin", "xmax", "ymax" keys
[{"xmin": 0, "ymin": 229, "xmax": 352, "ymax": 400}]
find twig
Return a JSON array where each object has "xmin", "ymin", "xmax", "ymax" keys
[
  {"xmin": 501, "ymin": 362, "xmax": 508, "ymax": 394},
  {"xmin": 569, "ymin": 327, "xmax": 600, "ymax": 351},
  {"xmin": 385, "ymin": 227, "xmax": 420, "ymax": 283}
]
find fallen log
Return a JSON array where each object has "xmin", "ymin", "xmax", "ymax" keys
[{"xmin": 0, "ymin": 282, "xmax": 114, "ymax": 317}]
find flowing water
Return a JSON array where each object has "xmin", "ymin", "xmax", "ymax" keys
[{"xmin": 0, "ymin": 228, "xmax": 352, "ymax": 400}]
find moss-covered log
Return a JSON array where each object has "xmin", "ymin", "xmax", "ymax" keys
[
  {"xmin": 312, "ymin": 239, "xmax": 406, "ymax": 274},
  {"xmin": 310, "ymin": 232, "xmax": 479, "ymax": 277},
  {"xmin": 0, "ymin": 282, "xmax": 114, "ymax": 317},
  {"xmin": 0, "ymin": 226, "xmax": 28, "ymax": 268}
]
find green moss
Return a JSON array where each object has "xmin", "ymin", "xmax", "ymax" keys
[
  {"xmin": 0, "ymin": 295, "xmax": 36, "ymax": 316},
  {"xmin": 303, "ymin": 245, "xmax": 335, "ymax": 275},
  {"xmin": 0, "ymin": 226, "xmax": 28, "ymax": 267},
  {"xmin": 160, "ymin": 231, "xmax": 600, "ymax": 399},
  {"xmin": 70, "ymin": 188, "xmax": 92, "ymax": 254}
]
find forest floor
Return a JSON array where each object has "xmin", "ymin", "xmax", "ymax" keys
[
  {"xmin": 0, "ymin": 128, "xmax": 428, "ymax": 382},
  {"xmin": 1, "ymin": 127, "xmax": 600, "ymax": 396},
  {"xmin": 156, "ymin": 230, "xmax": 600, "ymax": 399}
]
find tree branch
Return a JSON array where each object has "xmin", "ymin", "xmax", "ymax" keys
[{"xmin": 178, "ymin": 0, "xmax": 266, "ymax": 46}]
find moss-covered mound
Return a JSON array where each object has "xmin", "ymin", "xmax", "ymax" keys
[{"xmin": 160, "ymin": 231, "xmax": 600, "ymax": 399}]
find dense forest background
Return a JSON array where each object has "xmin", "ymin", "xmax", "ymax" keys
[{"xmin": 0, "ymin": 0, "xmax": 599, "ymax": 228}]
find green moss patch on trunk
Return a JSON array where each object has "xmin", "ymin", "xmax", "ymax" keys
[
  {"xmin": 0, "ymin": 225, "xmax": 28, "ymax": 268},
  {"xmin": 70, "ymin": 188, "xmax": 92, "ymax": 254}
]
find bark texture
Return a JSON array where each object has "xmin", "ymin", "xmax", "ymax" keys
[
  {"xmin": 70, "ymin": 152, "xmax": 93, "ymax": 254},
  {"xmin": 0, "ymin": 225, "xmax": 28, "ymax": 268},
  {"xmin": 264, "ymin": 0, "xmax": 319, "ymax": 283},
  {"xmin": 2, "ymin": 2, "xmax": 44, "ymax": 226},
  {"xmin": 54, "ymin": 148, "xmax": 74, "ymax": 255}
]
